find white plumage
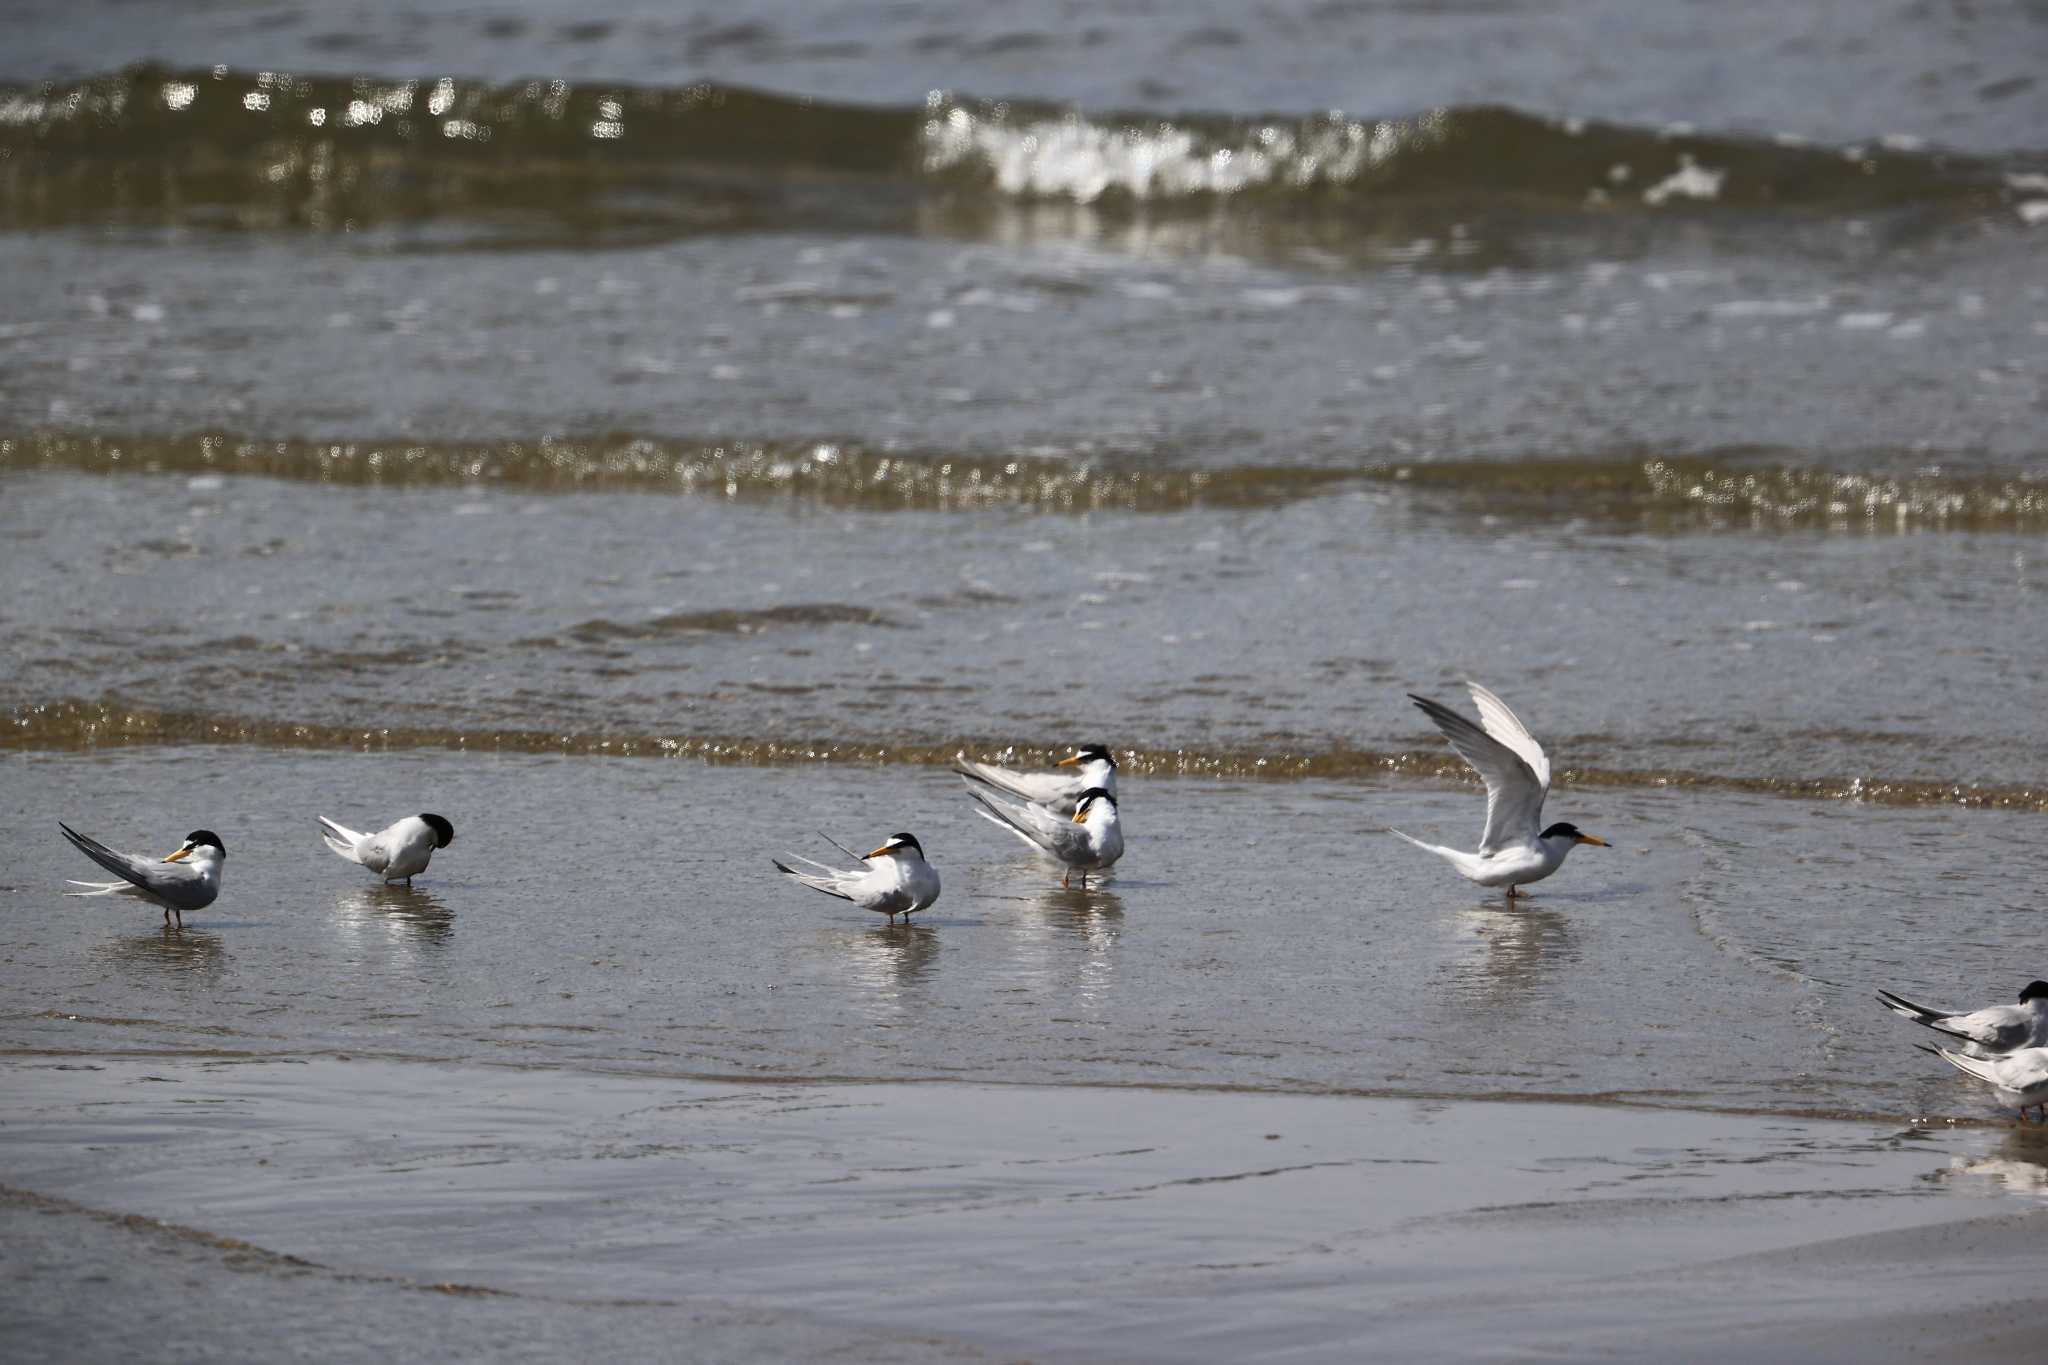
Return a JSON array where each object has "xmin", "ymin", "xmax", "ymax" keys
[
  {"xmin": 60, "ymin": 823, "xmax": 225, "ymax": 927},
  {"xmin": 774, "ymin": 833, "xmax": 940, "ymax": 924},
  {"xmin": 968, "ymin": 785, "xmax": 1123, "ymax": 889},
  {"xmin": 318, "ymin": 813, "xmax": 455, "ymax": 884},
  {"xmin": 1388, "ymin": 681, "xmax": 1607, "ymax": 898}
]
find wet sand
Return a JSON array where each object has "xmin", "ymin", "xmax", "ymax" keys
[{"xmin": 6, "ymin": 1054, "xmax": 2048, "ymax": 1362}]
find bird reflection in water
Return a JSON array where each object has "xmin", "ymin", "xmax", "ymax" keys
[
  {"xmin": 1034, "ymin": 884, "xmax": 1125, "ymax": 946},
  {"xmin": 333, "ymin": 883, "xmax": 454, "ymax": 947},
  {"xmin": 841, "ymin": 922, "xmax": 942, "ymax": 1006},
  {"xmin": 1440, "ymin": 903, "xmax": 1574, "ymax": 1006},
  {"xmin": 1000, "ymin": 884, "xmax": 1123, "ymax": 1009},
  {"xmin": 1942, "ymin": 1126, "xmax": 2048, "ymax": 1197},
  {"xmin": 95, "ymin": 926, "xmax": 227, "ymax": 982}
]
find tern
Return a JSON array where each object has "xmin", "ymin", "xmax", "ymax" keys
[
  {"xmin": 956, "ymin": 743, "xmax": 1118, "ymax": 816},
  {"xmin": 1878, "ymin": 981, "xmax": 2048, "ymax": 1057},
  {"xmin": 59, "ymin": 823, "xmax": 225, "ymax": 927},
  {"xmin": 319, "ymin": 813, "xmax": 456, "ymax": 885},
  {"xmin": 1389, "ymin": 682, "xmax": 1608, "ymax": 899},
  {"xmin": 969, "ymin": 785, "xmax": 1123, "ymax": 888},
  {"xmin": 773, "ymin": 832, "xmax": 940, "ymax": 925},
  {"xmin": 1937, "ymin": 1046, "xmax": 2048, "ymax": 1123}
]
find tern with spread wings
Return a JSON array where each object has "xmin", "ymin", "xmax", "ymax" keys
[
  {"xmin": 1389, "ymin": 682, "xmax": 1607, "ymax": 899},
  {"xmin": 319, "ymin": 813, "xmax": 456, "ymax": 885},
  {"xmin": 59, "ymin": 823, "xmax": 225, "ymax": 927},
  {"xmin": 773, "ymin": 832, "xmax": 940, "ymax": 925},
  {"xmin": 969, "ymin": 785, "xmax": 1123, "ymax": 888},
  {"xmin": 1879, "ymin": 980, "xmax": 2048, "ymax": 1058},
  {"xmin": 955, "ymin": 744, "xmax": 1118, "ymax": 817}
]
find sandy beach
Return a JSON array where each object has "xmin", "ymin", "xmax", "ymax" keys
[{"xmin": 7, "ymin": 1054, "xmax": 2048, "ymax": 1361}]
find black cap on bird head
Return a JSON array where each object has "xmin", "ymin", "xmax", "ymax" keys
[
  {"xmin": 1539, "ymin": 821, "xmax": 1609, "ymax": 847},
  {"xmin": 1059, "ymin": 744, "xmax": 1117, "ymax": 769},
  {"xmin": 420, "ymin": 814, "xmax": 455, "ymax": 848},
  {"xmin": 166, "ymin": 829, "xmax": 226, "ymax": 863},
  {"xmin": 2020, "ymin": 981, "xmax": 2048, "ymax": 1003},
  {"xmin": 867, "ymin": 833, "xmax": 923, "ymax": 859}
]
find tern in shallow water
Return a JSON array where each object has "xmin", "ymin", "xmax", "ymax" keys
[
  {"xmin": 773, "ymin": 832, "xmax": 940, "ymax": 925},
  {"xmin": 955, "ymin": 743, "xmax": 1118, "ymax": 816},
  {"xmin": 1388, "ymin": 682, "xmax": 1608, "ymax": 900},
  {"xmin": 969, "ymin": 785, "xmax": 1123, "ymax": 889},
  {"xmin": 59, "ymin": 823, "xmax": 224, "ymax": 927},
  {"xmin": 1878, "ymin": 981, "xmax": 2048, "ymax": 1058},
  {"xmin": 1937, "ymin": 1046, "xmax": 2048, "ymax": 1123},
  {"xmin": 319, "ymin": 813, "xmax": 456, "ymax": 885}
]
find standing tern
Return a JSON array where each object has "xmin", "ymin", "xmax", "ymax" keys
[
  {"xmin": 1877, "ymin": 981, "xmax": 2048, "ymax": 1057},
  {"xmin": 1389, "ymin": 682, "xmax": 1607, "ymax": 899},
  {"xmin": 1937, "ymin": 1046, "xmax": 2048, "ymax": 1123},
  {"xmin": 969, "ymin": 785, "xmax": 1123, "ymax": 888},
  {"xmin": 319, "ymin": 813, "xmax": 456, "ymax": 885},
  {"xmin": 59, "ymin": 823, "xmax": 225, "ymax": 927},
  {"xmin": 955, "ymin": 744, "xmax": 1118, "ymax": 816},
  {"xmin": 773, "ymin": 832, "xmax": 940, "ymax": 925}
]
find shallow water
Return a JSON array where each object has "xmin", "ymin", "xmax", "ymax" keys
[
  {"xmin": 6, "ymin": 748, "xmax": 2047, "ymax": 1122},
  {"xmin": 4, "ymin": 0, "xmax": 2048, "ymax": 1355}
]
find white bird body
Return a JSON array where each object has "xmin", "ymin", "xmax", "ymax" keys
[
  {"xmin": 1386, "ymin": 829, "xmax": 1576, "ymax": 890},
  {"xmin": 955, "ymin": 745, "xmax": 1117, "ymax": 816},
  {"xmin": 969, "ymin": 785, "xmax": 1122, "ymax": 888},
  {"xmin": 319, "ymin": 813, "xmax": 454, "ymax": 883},
  {"xmin": 60, "ymin": 824, "xmax": 225, "ymax": 926},
  {"xmin": 774, "ymin": 834, "xmax": 940, "ymax": 923},
  {"xmin": 1938, "ymin": 1046, "xmax": 2048, "ymax": 1120},
  {"xmin": 1389, "ymin": 682, "xmax": 1606, "ymax": 899},
  {"xmin": 1879, "ymin": 983, "xmax": 2048, "ymax": 1058}
]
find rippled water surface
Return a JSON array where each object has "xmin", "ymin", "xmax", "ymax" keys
[{"xmin": 4, "ymin": 1, "xmax": 2048, "ymax": 1354}]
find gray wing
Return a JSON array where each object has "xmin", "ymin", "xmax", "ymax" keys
[
  {"xmin": 1411, "ymin": 694, "xmax": 1547, "ymax": 854},
  {"xmin": 968, "ymin": 790, "xmax": 1079, "ymax": 856},
  {"xmin": 1940, "ymin": 1004, "xmax": 2035, "ymax": 1052},
  {"xmin": 59, "ymin": 823, "xmax": 211, "ymax": 908},
  {"xmin": 956, "ymin": 761, "xmax": 1081, "ymax": 814},
  {"xmin": 1465, "ymin": 682, "xmax": 1552, "ymax": 793}
]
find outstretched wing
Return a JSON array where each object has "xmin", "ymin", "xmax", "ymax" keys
[
  {"xmin": 1464, "ymin": 682, "xmax": 1551, "ymax": 795},
  {"xmin": 1410, "ymin": 692, "xmax": 1547, "ymax": 855}
]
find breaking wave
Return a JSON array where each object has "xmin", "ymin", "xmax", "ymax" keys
[{"xmin": 0, "ymin": 65, "xmax": 2033, "ymax": 236}]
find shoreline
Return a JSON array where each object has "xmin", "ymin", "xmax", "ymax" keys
[
  {"xmin": 0, "ymin": 1041, "xmax": 2028, "ymax": 1131},
  {"xmin": 7, "ymin": 1053, "xmax": 2048, "ymax": 1361}
]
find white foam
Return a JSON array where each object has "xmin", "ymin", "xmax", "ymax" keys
[
  {"xmin": 922, "ymin": 105, "xmax": 1414, "ymax": 204},
  {"xmin": 1641, "ymin": 155, "xmax": 1726, "ymax": 206},
  {"xmin": 1709, "ymin": 297, "xmax": 1830, "ymax": 318}
]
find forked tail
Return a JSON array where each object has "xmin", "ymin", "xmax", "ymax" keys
[
  {"xmin": 1387, "ymin": 827, "xmax": 1456, "ymax": 862},
  {"xmin": 968, "ymin": 791, "xmax": 1054, "ymax": 853},
  {"xmin": 1937, "ymin": 1048, "xmax": 2001, "ymax": 1085},
  {"xmin": 772, "ymin": 857, "xmax": 854, "ymax": 901},
  {"xmin": 317, "ymin": 816, "xmax": 367, "ymax": 864}
]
